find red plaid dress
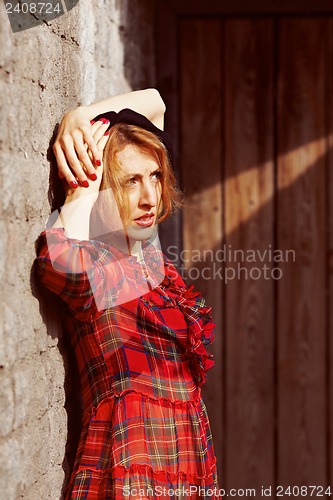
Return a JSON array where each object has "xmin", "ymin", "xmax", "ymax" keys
[{"xmin": 35, "ymin": 228, "xmax": 220, "ymax": 499}]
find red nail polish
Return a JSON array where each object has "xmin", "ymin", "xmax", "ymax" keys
[
  {"xmin": 82, "ymin": 180, "xmax": 89, "ymax": 188},
  {"xmin": 90, "ymin": 120, "xmax": 95, "ymax": 125},
  {"xmin": 90, "ymin": 173, "xmax": 97, "ymax": 181},
  {"xmin": 96, "ymin": 159, "xmax": 101, "ymax": 166},
  {"xmin": 70, "ymin": 180, "xmax": 78, "ymax": 188},
  {"xmin": 104, "ymin": 131, "xmax": 109, "ymax": 136},
  {"xmin": 100, "ymin": 118, "xmax": 110, "ymax": 125}
]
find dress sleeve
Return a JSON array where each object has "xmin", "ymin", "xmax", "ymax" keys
[{"xmin": 34, "ymin": 227, "xmax": 123, "ymax": 322}]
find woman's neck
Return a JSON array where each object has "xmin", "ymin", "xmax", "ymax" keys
[{"xmin": 128, "ymin": 239, "xmax": 144, "ymax": 261}]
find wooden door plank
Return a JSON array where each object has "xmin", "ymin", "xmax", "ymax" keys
[
  {"xmin": 224, "ymin": 18, "xmax": 275, "ymax": 491},
  {"xmin": 277, "ymin": 17, "xmax": 327, "ymax": 486},
  {"xmin": 179, "ymin": 18, "xmax": 224, "ymax": 478},
  {"xmin": 155, "ymin": 0, "xmax": 183, "ymax": 263},
  {"xmin": 328, "ymin": 17, "xmax": 333, "ymax": 492}
]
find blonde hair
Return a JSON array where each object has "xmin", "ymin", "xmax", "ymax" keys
[{"xmin": 98, "ymin": 123, "xmax": 183, "ymax": 227}]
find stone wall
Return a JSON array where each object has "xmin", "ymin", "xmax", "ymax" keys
[{"xmin": 0, "ymin": 1, "xmax": 155, "ymax": 498}]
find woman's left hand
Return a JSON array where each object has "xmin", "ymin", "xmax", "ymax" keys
[
  {"xmin": 63, "ymin": 120, "xmax": 110, "ymax": 200},
  {"xmin": 53, "ymin": 106, "xmax": 107, "ymax": 187}
]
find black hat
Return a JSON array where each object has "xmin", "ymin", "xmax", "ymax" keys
[{"xmin": 93, "ymin": 108, "xmax": 174, "ymax": 161}]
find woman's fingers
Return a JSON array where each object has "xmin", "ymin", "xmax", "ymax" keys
[
  {"xmin": 54, "ymin": 134, "xmax": 89, "ymax": 186},
  {"xmin": 85, "ymin": 121, "xmax": 109, "ymax": 169},
  {"xmin": 91, "ymin": 119, "xmax": 110, "ymax": 144},
  {"xmin": 53, "ymin": 116, "xmax": 110, "ymax": 188},
  {"xmin": 75, "ymin": 120, "xmax": 109, "ymax": 177},
  {"xmin": 71, "ymin": 131, "xmax": 97, "ymax": 179},
  {"xmin": 96, "ymin": 132, "xmax": 109, "ymax": 156},
  {"xmin": 83, "ymin": 120, "xmax": 109, "ymax": 167},
  {"xmin": 92, "ymin": 120, "xmax": 110, "ymax": 153},
  {"xmin": 53, "ymin": 144, "xmax": 80, "ymax": 188},
  {"xmin": 59, "ymin": 135, "xmax": 96, "ymax": 187}
]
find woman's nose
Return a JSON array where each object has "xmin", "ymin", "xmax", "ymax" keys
[{"xmin": 139, "ymin": 181, "xmax": 157, "ymax": 207}]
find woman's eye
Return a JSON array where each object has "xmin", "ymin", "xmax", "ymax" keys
[
  {"xmin": 151, "ymin": 171, "xmax": 161, "ymax": 181},
  {"xmin": 126, "ymin": 178, "xmax": 137, "ymax": 187},
  {"xmin": 125, "ymin": 172, "xmax": 161, "ymax": 187}
]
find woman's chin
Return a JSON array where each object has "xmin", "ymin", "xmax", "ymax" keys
[{"xmin": 126, "ymin": 222, "xmax": 158, "ymax": 241}]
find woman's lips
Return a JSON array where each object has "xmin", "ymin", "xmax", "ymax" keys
[{"xmin": 134, "ymin": 213, "xmax": 155, "ymax": 227}]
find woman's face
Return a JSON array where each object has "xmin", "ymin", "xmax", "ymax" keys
[{"xmin": 116, "ymin": 144, "xmax": 162, "ymax": 241}]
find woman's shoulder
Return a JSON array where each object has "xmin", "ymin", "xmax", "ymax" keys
[{"xmin": 36, "ymin": 227, "xmax": 124, "ymax": 262}]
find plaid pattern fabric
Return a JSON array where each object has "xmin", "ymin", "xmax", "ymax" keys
[{"xmin": 35, "ymin": 228, "xmax": 219, "ymax": 499}]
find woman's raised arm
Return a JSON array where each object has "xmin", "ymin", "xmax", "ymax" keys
[
  {"xmin": 52, "ymin": 119, "xmax": 109, "ymax": 240},
  {"xmin": 53, "ymin": 88, "xmax": 165, "ymax": 188},
  {"xmin": 87, "ymin": 88, "xmax": 165, "ymax": 129}
]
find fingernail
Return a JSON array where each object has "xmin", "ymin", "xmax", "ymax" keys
[
  {"xmin": 104, "ymin": 131, "xmax": 109, "ymax": 136},
  {"xmin": 82, "ymin": 180, "xmax": 89, "ymax": 188},
  {"xmin": 96, "ymin": 159, "xmax": 101, "ymax": 166},
  {"xmin": 100, "ymin": 118, "xmax": 110, "ymax": 124},
  {"xmin": 90, "ymin": 120, "xmax": 95, "ymax": 125},
  {"xmin": 70, "ymin": 180, "xmax": 78, "ymax": 188},
  {"xmin": 90, "ymin": 173, "xmax": 97, "ymax": 181}
]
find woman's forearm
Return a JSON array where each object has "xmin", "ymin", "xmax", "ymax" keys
[
  {"xmin": 83, "ymin": 88, "xmax": 166, "ymax": 128},
  {"xmin": 52, "ymin": 192, "xmax": 96, "ymax": 240}
]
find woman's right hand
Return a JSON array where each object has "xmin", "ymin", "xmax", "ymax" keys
[{"xmin": 53, "ymin": 106, "xmax": 106, "ymax": 188}]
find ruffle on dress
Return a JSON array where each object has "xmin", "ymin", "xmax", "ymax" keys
[
  {"xmin": 157, "ymin": 265, "xmax": 216, "ymax": 387},
  {"xmin": 36, "ymin": 229, "xmax": 216, "ymax": 386}
]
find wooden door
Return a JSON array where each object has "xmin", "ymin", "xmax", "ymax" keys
[{"xmin": 157, "ymin": 6, "xmax": 333, "ymax": 494}]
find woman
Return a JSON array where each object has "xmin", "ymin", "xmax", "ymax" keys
[{"xmin": 35, "ymin": 89, "xmax": 220, "ymax": 499}]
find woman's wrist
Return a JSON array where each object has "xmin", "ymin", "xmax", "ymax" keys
[
  {"xmin": 64, "ymin": 186, "xmax": 98, "ymax": 205},
  {"xmin": 78, "ymin": 104, "xmax": 97, "ymax": 121},
  {"xmin": 52, "ymin": 193, "xmax": 95, "ymax": 239}
]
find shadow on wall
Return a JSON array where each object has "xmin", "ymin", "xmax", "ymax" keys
[
  {"xmin": 31, "ymin": 128, "xmax": 82, "ymax": 497},
  {"xmin": 31, "ymin": 272, "xmax": 82, "ymax": 497},
  {"xmin": 30, "ymin": 1, "xmax": 158, "ymax": 496},
  {"xmin": 118, "ymin": 0, "xmax": 156, "ymax": 89}
]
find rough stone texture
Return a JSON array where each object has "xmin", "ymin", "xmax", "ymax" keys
[{"xmin": 0, "ymin": 1, "xmax": 155, "ymax": 498}]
